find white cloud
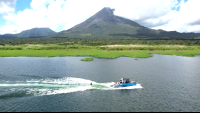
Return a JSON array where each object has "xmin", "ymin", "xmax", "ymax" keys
[
  {"xmin": 0, "ymin": 24, "xmax": 18, "ymax": 34},
  {"xmin": 30, "ymin": 0, "xmax": 50, "ymax": 11},
  {"xmin": 114, "ymin": 0, "xmax": 177, "ymax": 20},
  {"xmin": 1, "ymin": 0, "xmax": 200, "ymax": 34},
  {"xmin": 187, "ymin": 25, "xmax": 200, "ymax": 33},
  {"xmin": 0, "ymin": 0, "xmax": 16, "ymax": 15},
  {"xmin": 151, "ymin": 0, "xmax": 200, "ymax": 33},
  {"xmin": 176, "ymin": 0, "xmax": 200, "ymax": 25}
]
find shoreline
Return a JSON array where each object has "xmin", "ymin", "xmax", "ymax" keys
[
  {"xmin": 100, "ymin": 44, "xmax": 186, "ymax": 47},
  {"xmin": 0, "ymin": 44, "xmax": 200, "ymax": 58},
  {"xmin": 0, "ymin": 49, "xmax": 200, "ymax": 58}
]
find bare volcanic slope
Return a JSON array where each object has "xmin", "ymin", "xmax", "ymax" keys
[{"xmin": 52, "ymin": 7, "xmax": 200, "ymax": 40}]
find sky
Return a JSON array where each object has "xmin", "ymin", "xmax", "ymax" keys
[{"xmin": 0, "ymin": 0, "xmax": 200, "ymax": 35}]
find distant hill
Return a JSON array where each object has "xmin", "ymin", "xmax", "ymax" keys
[
  {"xmin": 0, "ymin": 28, "xmax": 56, "ymax": 39},
  {"xmin": 50, "ymin": 7, "xmax": 200, "ymax": 40},
  {"xmin": 15, "ymin": 28, "xmax": 56, "ymax": 38},
  {"xmin": 0, "ymin": 34, "xmax": 17, "ymax": 39}
]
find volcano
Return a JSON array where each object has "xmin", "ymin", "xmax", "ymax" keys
[{"xmin": 49, "ymin": 7, "xmax": 200, "ymax": 39}]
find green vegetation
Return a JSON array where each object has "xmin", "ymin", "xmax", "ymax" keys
[
  {"xmin": 81, "ymin": 58, "xmax": 93, "ymax": 61},
  {"xmin": 0, "ymin": 44, "xmax": 200, "ymax": 58},
  {"xmin": 1, "ymin": 37, "xmax": 200, "ymax": 46}
]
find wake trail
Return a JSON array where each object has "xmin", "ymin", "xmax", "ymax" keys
[{"xmin": 0, "ymin": 77, "xmax": 143, "ymax": 96}]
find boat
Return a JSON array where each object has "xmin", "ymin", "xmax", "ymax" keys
[{"xmin": 113, "ymin": 78, "xmax": 137, "ymax": 88}]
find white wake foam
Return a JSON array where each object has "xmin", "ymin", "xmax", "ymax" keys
[{"xmin": 1, "ymin": 77, "xmax": 143, "ymax": 96}]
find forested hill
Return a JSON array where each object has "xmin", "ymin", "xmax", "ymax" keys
[
  {"xmin": 0, "ymin": 28, "xmax": 56, "ymax": 39},
  {"xmin": 15, "ymin": 28, "xmax": 56, "ymax": 38},
  {"xmin": 49, "ymin": 7, "xmax": 200, "ymax": 40}
]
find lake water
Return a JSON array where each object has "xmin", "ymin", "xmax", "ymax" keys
[{"xmin": 0, "ymin": 54, "xmax": 200, "ymax": 112}]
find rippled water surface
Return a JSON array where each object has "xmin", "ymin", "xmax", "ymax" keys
[{"xmin": 0, "ymin": 54, "xmax": 200, "ymax": 112}]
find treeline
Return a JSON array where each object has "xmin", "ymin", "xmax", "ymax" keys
[
  {"xmin": 0, "ymin": 37, "xmax": 200, "ymax": 46},
  {"xmin": 100, "ymin": 46, "xmax": 200, "ymax": 51},
  {"xmin": 1, "ymin": 43, "xmax": 200, "ymax": 51},
  {"xmin": 0, "ymin": 45, "xmax": 92, "ymax": 50}
]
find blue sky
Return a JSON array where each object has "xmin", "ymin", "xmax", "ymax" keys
[
  {"xmin": 0, "ymin": 0, "xmax": 200, "ymax": 34},
  {"xmin": 15, "ymin": 0, "xmax": 32, "ymax": 12},
  {"xmin": 172, "ymin": 0, "xmax": 188, "ymax": 11}
]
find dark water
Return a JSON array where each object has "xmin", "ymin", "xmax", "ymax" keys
[{"xmin": 0, "ymin": 54, "xmax": 200, "ymax": 112}]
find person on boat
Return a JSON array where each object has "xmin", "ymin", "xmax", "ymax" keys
[
  {"xmin": 113, "ymin": 82, "xmax": 117, "ymax": 87},
  {"xmin": 132, "ymin": 80, "xmax": 137, "ymax": 83},
  {"xmin": 90, "ymin": 82, "xmax": 92, "ymax": 86}
]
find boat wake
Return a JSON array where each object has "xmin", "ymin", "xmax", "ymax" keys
[{"xmin": 0, "ymin": 77, "xmax": 143, "ymax": 96}]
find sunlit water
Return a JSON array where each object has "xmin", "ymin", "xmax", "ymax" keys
[{"xmin": 0, "ymin": 54, "xmax": 200, "ymax": 112}]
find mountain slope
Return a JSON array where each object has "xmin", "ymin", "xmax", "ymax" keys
[
  {"xmin": 54, "ymin": 7, "xmax": 146, "ymax": 38},
  {"xmin": 52, "ymin": 7, "xmax": 200, "ymax": 39},
  {"xmin": 0, "ymin": 34, "xmax": 17, "ymax": 39},
  {"xmin": 14, "ymin": 28, "xmax": 56, "ymax": 38},
  {"xmin": 0, "ymin": 28, "xmax": 56, "ymax": 39}
]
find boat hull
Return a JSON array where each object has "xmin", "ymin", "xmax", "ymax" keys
[{"xmin": 114, "ymin": 82, "xmax": 137, "ymax": 88}]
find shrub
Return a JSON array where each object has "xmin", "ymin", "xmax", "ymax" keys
[{"xmin": 80, "ymin": 58, "xmax": 93, "ymax": 61}]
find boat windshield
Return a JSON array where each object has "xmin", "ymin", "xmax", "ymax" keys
[{"xmin": 120, "ymin": 78, "xmax": 130, "ymax": 84}]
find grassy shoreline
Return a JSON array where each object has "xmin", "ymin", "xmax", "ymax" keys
[{"xmin": 0, "ymin": 44, "xmax": 200, "ymax": 58}]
